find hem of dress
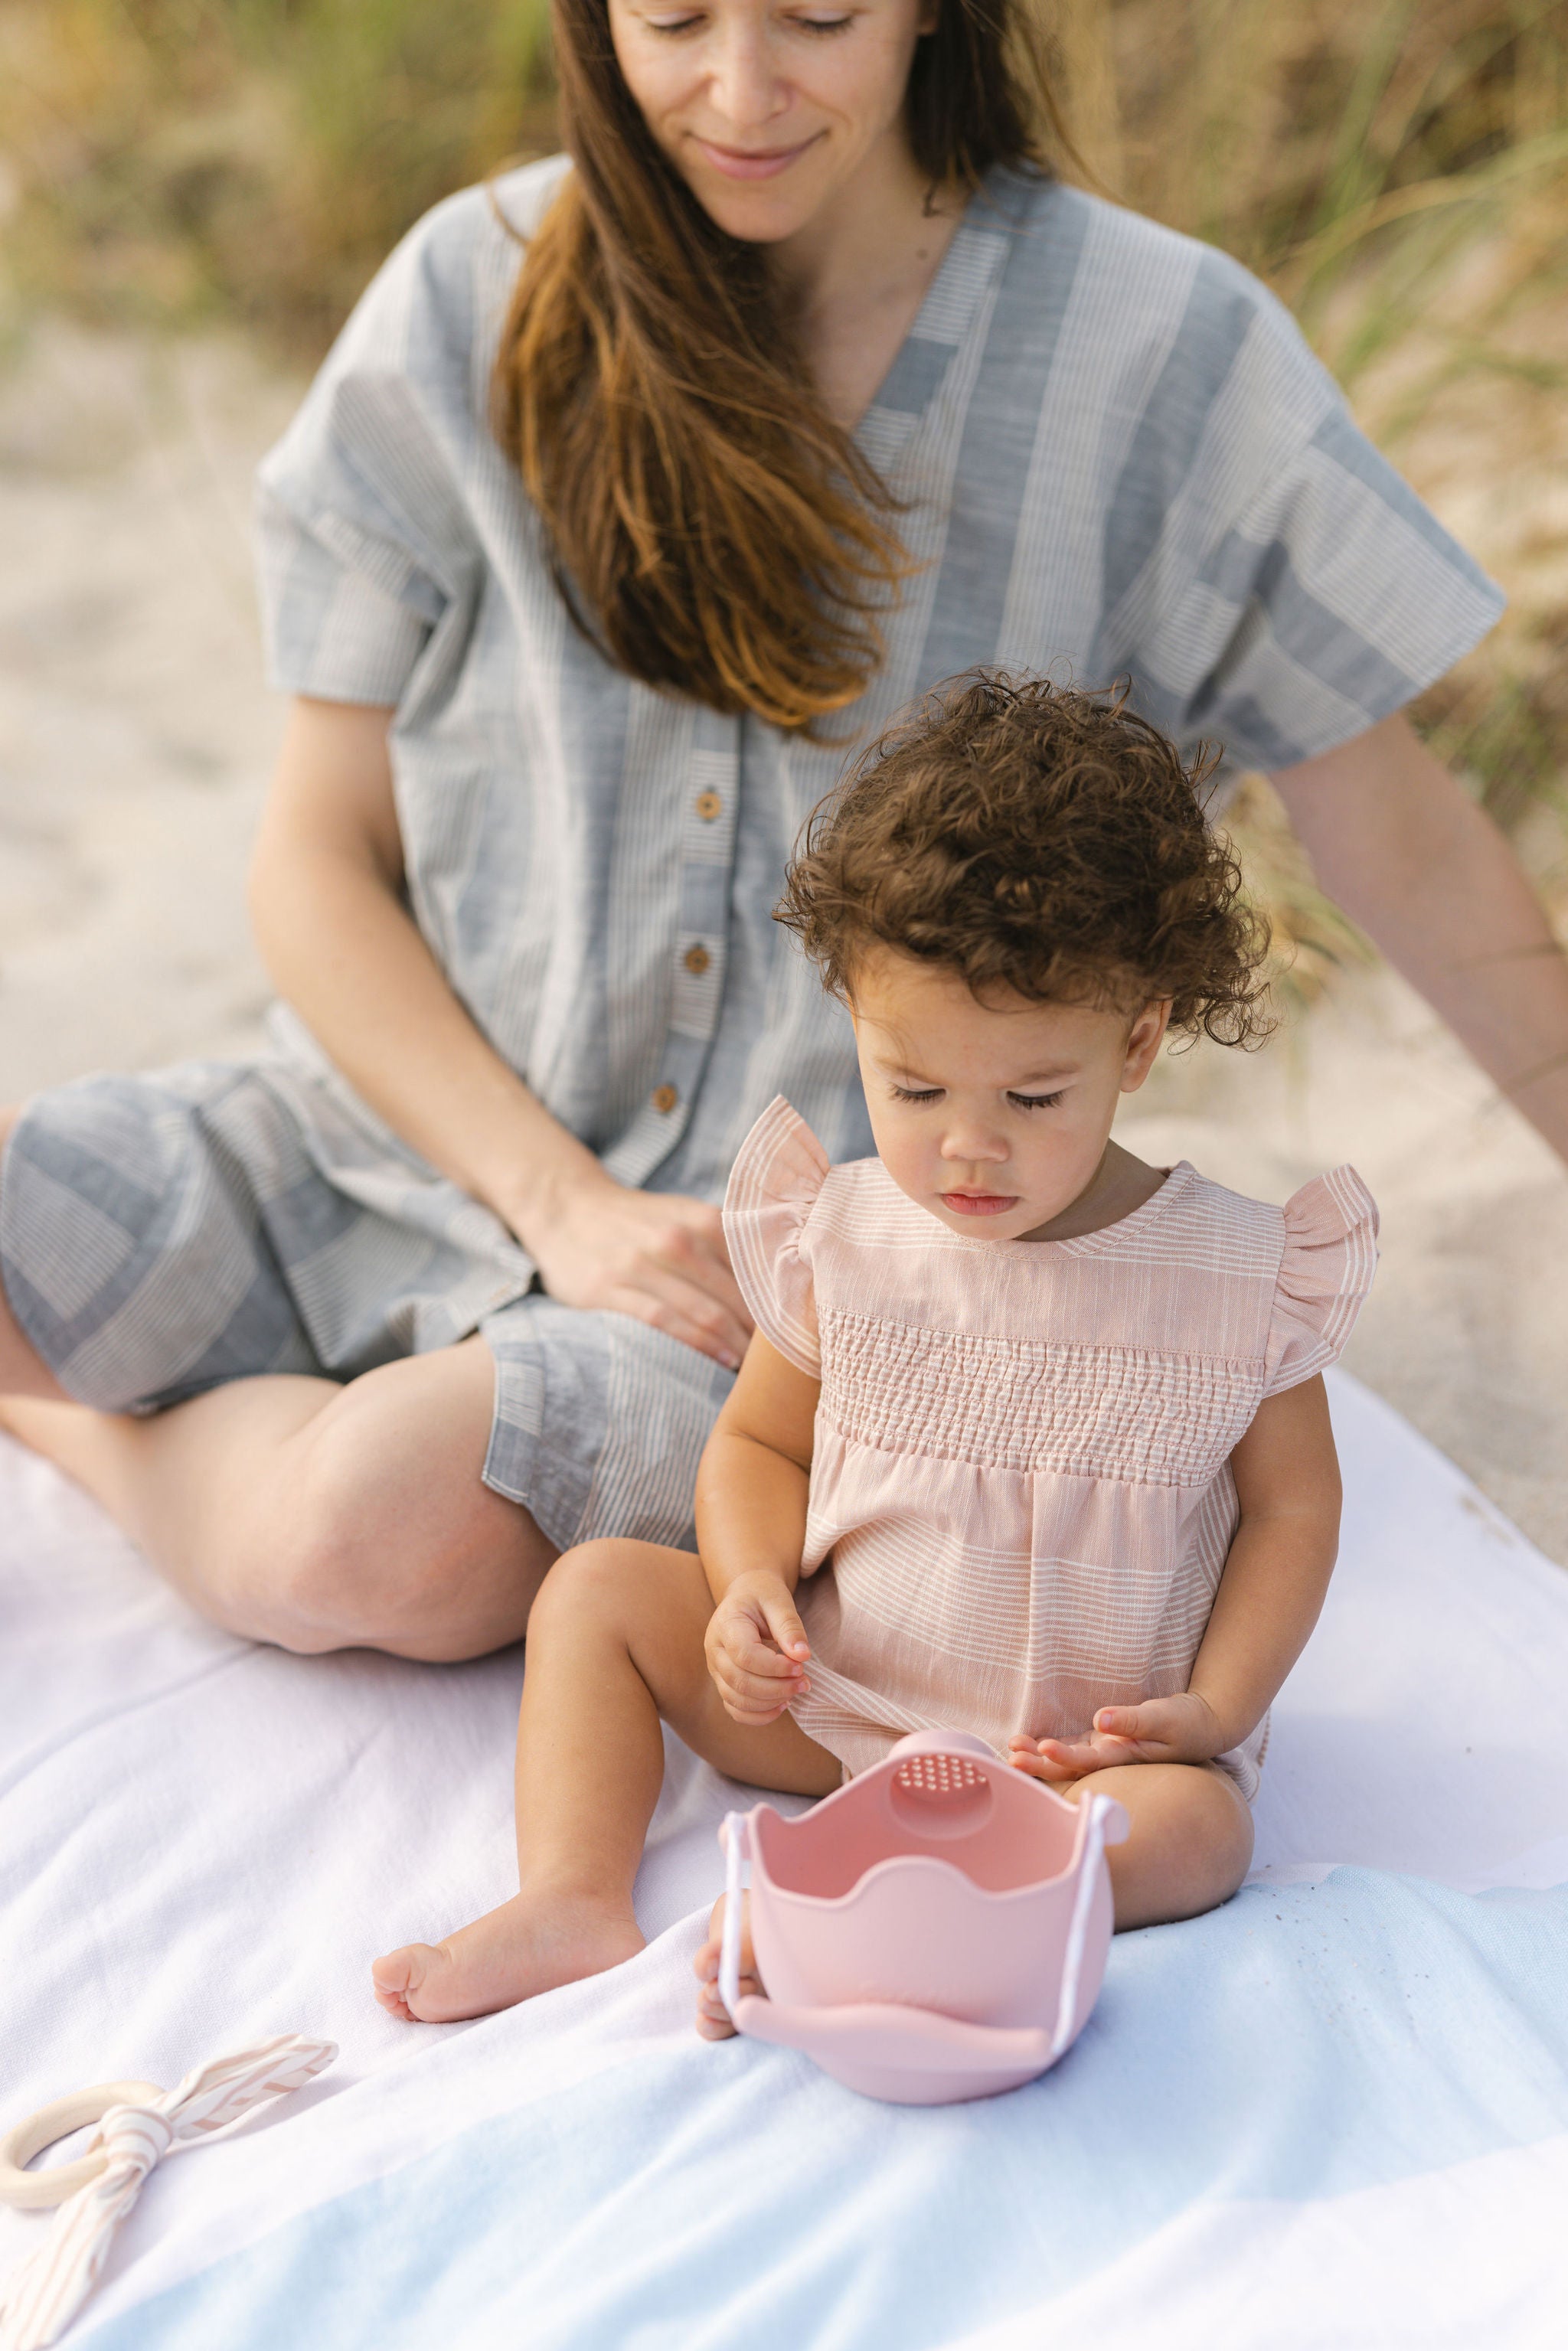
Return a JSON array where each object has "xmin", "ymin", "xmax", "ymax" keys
[
  {"xmin": 478, "ymin": 1319, "xmax": 586, "ymax": 1553},
  {"xmin": 1216, "ymin": 1712, "xmax": 1267, "ymax": 1804},
  {"xmin": 0, "ymin": 1110, "xmax": 152, "ymax": 1412}
]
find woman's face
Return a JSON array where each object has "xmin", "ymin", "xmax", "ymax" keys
[{"xmin": 607, "ymin": 0, "xmax": 938, "ymax": 246}]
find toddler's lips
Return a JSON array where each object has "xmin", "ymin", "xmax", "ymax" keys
[{"xmin": 939, "ymin": 1191, "xmax": 1019, "ymax": 1217}]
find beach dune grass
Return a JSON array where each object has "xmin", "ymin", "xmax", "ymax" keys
[{"xmin": 0, "ymin": 0, "xmax": 1563, "ymax": 962}]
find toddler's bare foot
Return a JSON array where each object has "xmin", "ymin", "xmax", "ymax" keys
[
  {"xmin": 692, "ymin": 1892, "xmax": 764, "ymax": 2040},
  {"xmin": 373, "ymin": 1889, "xmax": 645, "ymax": 2023}
]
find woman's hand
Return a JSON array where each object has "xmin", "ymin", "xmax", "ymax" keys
[
  {"xmin": 704, "ymin": 1571, "xmax": 810, "ymax": 1724},
  {"xmin": 250, "ymin": 701, "xmax": 753, "ymax": 1373},
  {"xmin": 1008, "ymin": 1692, "xmax": 1229, "ymax": 1783},
  {"xmin": 516, "ymin": 1171, "xmax": 753, "ymax": 1370}
]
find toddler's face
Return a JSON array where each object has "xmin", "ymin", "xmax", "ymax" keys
[{"xmin": 849, "ymin": 947, "xmax": 1169, "ymax": 1241}]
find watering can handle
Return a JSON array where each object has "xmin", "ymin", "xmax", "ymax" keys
[
  {"xmin": 1050, "ymin": 1790, "xmax": 1122, "ymax": 2059},
  {"xmin": 718, "ymin": 1813, "xmax": 750, "ymax": 2019}
]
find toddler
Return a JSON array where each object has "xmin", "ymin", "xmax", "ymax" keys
[{"xmin": 373, "ymin": 673, "xmax": 1377, "ymax": 2030}]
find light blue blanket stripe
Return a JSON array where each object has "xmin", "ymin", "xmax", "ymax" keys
[{"xmin": 82, "ymin": 1871, "xmax": 1568, "ymax": 2351}]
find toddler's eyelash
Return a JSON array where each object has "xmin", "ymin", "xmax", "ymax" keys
[{"xmin": 890, "ymin": 1086, "xmax": 1064, "ymax": 1109}]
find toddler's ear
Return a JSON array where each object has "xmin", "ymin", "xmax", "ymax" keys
[{"xmin": 1120, "ymin": 998, "xmax": 1172, "ymax": 1092}]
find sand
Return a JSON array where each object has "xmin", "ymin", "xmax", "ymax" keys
[{"xmin": 2, "ymin": 318, "xmax": 1565, "ymax": 1562}]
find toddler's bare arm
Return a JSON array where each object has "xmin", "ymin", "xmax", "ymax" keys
[
  {"xmin": 695, "ymin": 1333, "xmax": 822, "ymax": 1722},
  {"xmin": 1016, "ymin": 1375, "xmax": 1341, "ymax": 1775},
  {"xmin": 1180, "ymin": 1373, "xmax": 1341, "ymax": 1748}
]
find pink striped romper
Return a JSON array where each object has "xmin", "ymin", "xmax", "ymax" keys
[{"xmin": 723, "ymin": 1098, "xmax": 1379, "ymax": 1798}]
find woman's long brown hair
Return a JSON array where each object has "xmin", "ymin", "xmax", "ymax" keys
[{"xmin": 493, "ymin": 0, "xmax": 1061, "ymax": 729}]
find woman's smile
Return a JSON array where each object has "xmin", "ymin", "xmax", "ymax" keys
[
  {"xmin": 609, "ymin": 0, "xmax": 938, "ymax": 250},
  {"xmin": 691, "ymin": 132, "xmax": 825, "ymax": 178}
]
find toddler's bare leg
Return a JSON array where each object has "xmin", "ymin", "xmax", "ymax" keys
[
  {"xmin": 373, "ymin": 1539, "xmax": 838, "ymax": 2023},
  {"xmin": 1067, "ymin": 1759, "xmax": 1253, "ymax": 1929}
]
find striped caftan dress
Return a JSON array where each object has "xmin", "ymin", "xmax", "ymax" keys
[{"xmin": 0, "ymin": 156, "xmax": 1500, "ymax": 1551}]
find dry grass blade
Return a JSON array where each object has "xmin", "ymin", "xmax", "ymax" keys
[{"xmin": 0, "ymin": 0, "xmax": 1563, "ymax": 980}]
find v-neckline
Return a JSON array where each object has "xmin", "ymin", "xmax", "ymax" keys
[{"xmin": 848, "ymin": 168, "xmax": 1022, "ymax": 450}]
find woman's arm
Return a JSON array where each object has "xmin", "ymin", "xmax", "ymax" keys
[
  {"xmin": 1269, "ymin": 712, "xmax": 1568, "ymax": 1164},
  {"xmin": 695, "ymin": 1333, "xmax": 820, "ymax": 1724},
  {"xmin": 247, "ymin": 694, "xmax": 750, "ymax": 1364},
  {"xmin": 1012, "ymin": 1376, "xmax": 1341, "ymax": 1778}
]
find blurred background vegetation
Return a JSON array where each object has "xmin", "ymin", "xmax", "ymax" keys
[{"xmin": 0, "ymin": 0, "xmax": 1564, "ymax": 993}]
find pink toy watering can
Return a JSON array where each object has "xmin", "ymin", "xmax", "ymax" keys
[{"xmin": 718, "ymin": 1730, "xmax": 1129, "ymax": 2106}]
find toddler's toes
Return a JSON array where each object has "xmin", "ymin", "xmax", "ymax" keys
[
  {"xmin": 691, "ymin": 1935, "xmax": 743, "ymax": 2039},
  {"xmin": 372, "ymin": 1942, "xmax": 442, "ymax": 2023},
  {"xmin": 694, "ymin": 1942, "xmax": 764, "ymax": 2039},
  {"xmin": 693, "ymin": 1890, "xmax": 763, "ymax": 2041}
]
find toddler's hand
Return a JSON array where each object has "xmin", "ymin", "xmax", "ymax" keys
[
  {"xmin": 1008, "ymin": 1692, "xmax": 1228, "ymax": 1781},
  {"xmin": 705, "ymin": 1573, "xmax": 810, "ymax": 1726}
]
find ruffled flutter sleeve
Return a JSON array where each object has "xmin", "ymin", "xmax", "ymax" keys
[
  {"xmin": 1263, "ymin": 1166, "xmax": 1380, "ymax": 1398},
  {"xmin": 722, "ymin": 1099, "xmax": 830, "ymax": 1379}
]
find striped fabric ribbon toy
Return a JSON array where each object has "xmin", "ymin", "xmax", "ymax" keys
[{"xmin": 0, "ymin": 2034, "xmax": 336, "ymax": 2351}]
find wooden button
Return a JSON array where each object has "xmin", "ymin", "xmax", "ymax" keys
[
  {"xmin": 694, "ymin": 790, "xmax": 722, "ymax": 821},
  {"xmin": 652, "ymin": 1083, "xmax": 678, "ymax": 1114},
  {"xmin": 683, "ymin": 942, "xmax": 710, "ymax": 975}
]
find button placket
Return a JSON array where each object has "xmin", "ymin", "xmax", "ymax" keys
[
  {"xmin": 599, "ymin": 719, "xmax": 740, "ymax": 1190},
  {"xmin": 667, "ymin": 733, "xmax": 736, "ymax": 1053}
]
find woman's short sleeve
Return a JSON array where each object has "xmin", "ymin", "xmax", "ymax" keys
[
  {"xmin": 253, "ymin": 162, "xmax": 567, "ymax": 710},
  {"xmin": 723, "ymin": 1099, "xmax": 831, "ymax": 1378},
  {"xmin": 255, "ymin": 214, "xmax": 460, "ymax": 707},
  {"xmin": 1101, "ymin": 237, "xmax": 1505, "ymax": 779},
  {"xmin": 1264, "ymin": 1167, "xmax": 1380, "ymax": 1399}
]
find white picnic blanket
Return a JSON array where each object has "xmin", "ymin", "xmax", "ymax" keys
[{"xmin": 2, "ymin": 1369, "xmax": 1566, "ymax": 2349}]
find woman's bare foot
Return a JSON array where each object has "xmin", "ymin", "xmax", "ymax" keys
[
  {"xmin": 373, "ymin": 1888, "xmax": 645, "ymax": 2023},
  {"xmin": 692, "ymin": 1892, "xmax": 765, "ymax": 2041}
]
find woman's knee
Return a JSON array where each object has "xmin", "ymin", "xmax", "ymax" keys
[
  {"xmin": 269, "ymin": 1484, "xmax": 543, "ymax": 1657},
  {"xmin": 266, "ymin": 1360, "xmax": 550, "ymax": 1654},
  {"xmin": 263, "ymin": 1453, "xmax": 404, "ymax": 1649}
]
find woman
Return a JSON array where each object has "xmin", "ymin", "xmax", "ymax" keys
[{"xmin": 1, "ymin": 0, "xmax": 1562, "ymax": 1662}]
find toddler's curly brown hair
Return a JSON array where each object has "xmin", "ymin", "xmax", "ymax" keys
[{"xmin": 776, "ymin": 672, "xmax": 1272, "ymax": 1047}]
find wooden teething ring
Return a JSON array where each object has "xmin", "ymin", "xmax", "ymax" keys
[{"xmin": 0, "ymin": 2082, "xmax": 163, "ymax": 2209}]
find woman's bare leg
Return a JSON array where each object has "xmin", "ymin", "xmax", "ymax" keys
[
  {"xmin": 0, "ymin": 1344, "xmax": 555, "ymax": 1661},
  {"xmin": 0, "ymin": 1107, "xmax": 554, "ymax": 1660},
  {"xmin": 373, "ymin": 1538, "xmax": 839, "ymax": 2023}
]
